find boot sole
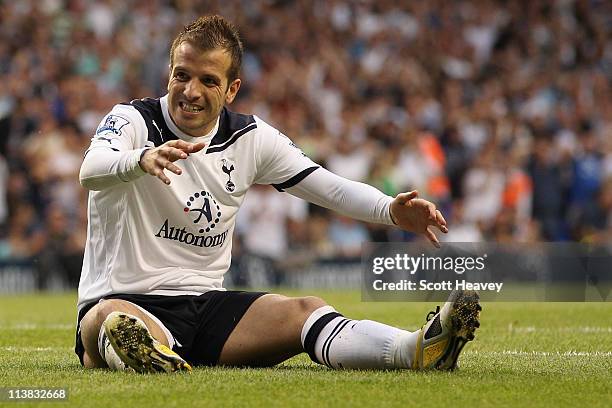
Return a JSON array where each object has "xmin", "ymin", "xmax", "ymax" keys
[
  {"xmin": 104, "ymin": 312, "xmax": 192, "ymax": 373},
  {"xmin": 436, "ymin": 290, "xmax": 481, "ymax": 370}
]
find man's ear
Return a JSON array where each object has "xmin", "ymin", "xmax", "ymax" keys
[{"xmin": 225, "ymin": 79, "xmax": 241, "ymax": 104}]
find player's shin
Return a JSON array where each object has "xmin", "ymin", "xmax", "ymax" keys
[{"xmin": 301, "ymin": 306, "xmax": 419, "ymax": 369}]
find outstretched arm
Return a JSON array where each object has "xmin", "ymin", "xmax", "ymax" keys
[
  {"xmin": 252, "ymin": 119, "xmax": 447, "ymax": 246},
  {"xmin": 285, "ymin": 168, "xmax": 447, "ymax": 247}
]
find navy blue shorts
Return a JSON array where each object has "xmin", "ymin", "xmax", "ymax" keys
[{"xmin": 75, "ymin": 290, "xmax": 266, "ymax": 366}]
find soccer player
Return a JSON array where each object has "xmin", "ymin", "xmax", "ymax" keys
[{"xmin": 76, "ymin": 15, "xmax": 480, "ymax": 373}]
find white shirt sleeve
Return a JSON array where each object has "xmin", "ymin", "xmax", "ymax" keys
[
  {"xmin": 285, "ymin": 166, "xmax": 396, "ymax": 226},
  {"xmin": 253, "ymin": 117, "xmax": 320, "ymax": 186},
  {"xmin": 79, "ymin": 105, "xmax": 149, "ymax": 191}
]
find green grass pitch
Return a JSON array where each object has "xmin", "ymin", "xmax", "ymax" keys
[{"xmin": 0, "ymin": 291, "xmax": 610, "ymax": 407}]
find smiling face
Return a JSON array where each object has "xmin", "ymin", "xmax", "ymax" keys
[{"xmin": 167, "ymin": 42, "xmax": 241, "ymax": 137}]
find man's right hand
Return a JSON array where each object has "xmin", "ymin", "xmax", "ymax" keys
[{"xmin": 139, "ymin": 140, "xmax": 206, "ymax": 185}]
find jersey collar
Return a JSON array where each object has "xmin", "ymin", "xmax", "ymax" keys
[{"xmin": 160, "ymin": 94, "xmax": 219, "ymax": 143}]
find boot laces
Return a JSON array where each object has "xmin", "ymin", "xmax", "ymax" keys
[{"xmin": 426, "ymin": 306, "xmax": 440, "ymax": 322}]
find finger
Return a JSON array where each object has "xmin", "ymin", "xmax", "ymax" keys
[
  {"xmin": 435, "ymin": 210, "xmax": 449, "ymax": 233},
  {"xmin": 425, "ymin": 227, "xmax": 441, "ymax": 248},
  {"xmin": 167, "ymin": 140, "xmax": 205, "ymax": 153},
  {"xmin": 164, "ymin": 147, "xmax": 189, "ymax": 161},
  {"xmin": 167, "ymin": 139, "xmax": 192, "ymax": 149},
  {"xmin": 436, "ymin": 209, "xmax": 447, "ymax": 226},
  {"xmin": 426, "ymin": 206, "xmax": 448, "ymax": 233},
  {"xmin": 427, "ymin": 203, "xmax": 437, "ymax": 221},
  {"xmin": 190, "ymin": 142, "xmax": 207, "ymax": 153},
  {"xmin": 396, "ymin": 190, "xmax": 418, "ymax": 204},
  {"xmin": 154, "ymin": 168, "xmax": 171, "ymax": 185},
  {"xmin": 165, "ymin": 161, "xmax": 182, "ymax": 175}
]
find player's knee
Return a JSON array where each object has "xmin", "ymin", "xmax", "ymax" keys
[
  {"xmin": 296, "ymin": 296, "xmax": 327, "ymax": 316},
  {"xmin": 92, "ymin": 299, "xmax": 130, "ymax": 328},
  {"xmin": 95, "ymin": 300, "xmax": 119, "ymax": 323}
]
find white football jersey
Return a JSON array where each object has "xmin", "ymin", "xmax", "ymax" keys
[{"xmin": 77, "ymin": 95, "xmax": 318, "ymax": 310}]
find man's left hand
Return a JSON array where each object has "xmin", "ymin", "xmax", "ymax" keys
[{"xmin": 389, "ymin": 190, "xmax": 448, "ymax": 248}]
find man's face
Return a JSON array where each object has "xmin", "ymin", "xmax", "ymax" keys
[{"xmin": 167, "ymin": 42, "xmax": 240, "ymax": 136}]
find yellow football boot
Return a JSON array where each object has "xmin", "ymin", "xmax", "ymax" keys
[
  {"xmin": 103, "ymin": 312, "xmax": 192, "ymax": 373},
  {"xmin": 413, "ymin": 290, "xmax": 481, "ymax": 370}
]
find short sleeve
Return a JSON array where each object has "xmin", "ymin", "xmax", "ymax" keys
[{"xmin": 253, "ymin": 117, "xmax": 319, "ymax": 190}]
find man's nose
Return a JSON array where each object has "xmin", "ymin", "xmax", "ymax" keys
[{"xmin": 183, "ymin": 79, "xmax": 203, "ymax": 101}]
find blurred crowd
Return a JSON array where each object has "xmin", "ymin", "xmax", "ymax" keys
[{"xmin": 0, "ymin": 0, "xmax": 610, "ymax": 286}]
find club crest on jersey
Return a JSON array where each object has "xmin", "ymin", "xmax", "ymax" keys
[
  {"xmin": 96, "ymin": 115, "xmax": 129, "ymax": 136},
  {"xmin": 221, "ymin": 159, "xmax": 236, "ymax": 192}
]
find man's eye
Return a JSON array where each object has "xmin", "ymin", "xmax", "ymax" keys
[
  {"xmin": 175, "ymin": 72, "xmax": 188, "ymax": 80},
  {"xmin": 202, "ymin": 76, "xmax": 219, "ymax": 86}
]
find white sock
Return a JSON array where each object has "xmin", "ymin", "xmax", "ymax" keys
[
  {"xmin": 301, "ymin": 306, "xmax": 419, "ymax": 369},
  {"xmin": 98, "ymin": 324, "xmax": 131, "ymax": 371}
]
